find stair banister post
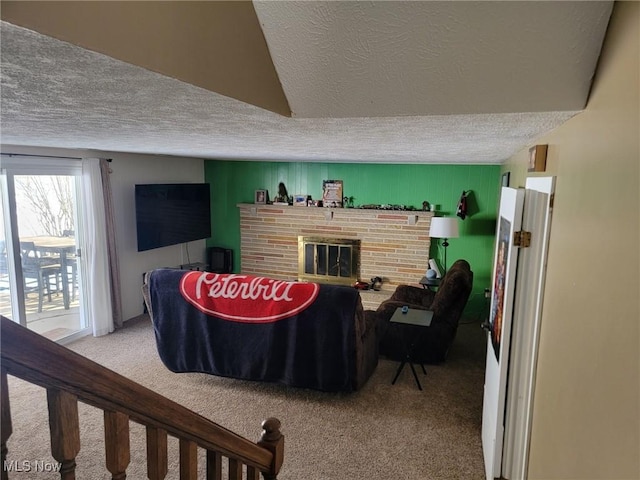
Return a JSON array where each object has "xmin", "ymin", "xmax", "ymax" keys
[
  {"xmin": 257, "ymin": 418, "xmax": 283, "ymax": 480},
  {"xmin": 47, "ymin": 388, "xmax": 81, "ymax": 480},
  {"xmin": 104, "ymin": 410, "xmax": 130, "ymax": 480}
]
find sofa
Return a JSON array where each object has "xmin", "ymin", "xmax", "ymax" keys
[
  {"xmin": 372, "ymin": 259, "xmax": 473, "ymax": 364},
  {"xmin": 143, "ymin": 269, "xmax": 378, "ymax": 392}
]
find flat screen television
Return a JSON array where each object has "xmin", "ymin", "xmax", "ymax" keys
[{"xmin": 135, "ymin": 183, "xmax": 211, "ymax": 252}]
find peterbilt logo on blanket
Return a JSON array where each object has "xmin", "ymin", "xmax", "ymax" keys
[{"xmin": 179, "ymin": 272, "xmax": 320, "ymax": 323}]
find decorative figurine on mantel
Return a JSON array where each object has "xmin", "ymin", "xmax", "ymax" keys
[
  {"xmin": 273, "ymin": 182, "xmax": 290, "ymax": 205},
  {"xmin": 343, "ymin": 196, "xmax": 355, "ymax": 208}
]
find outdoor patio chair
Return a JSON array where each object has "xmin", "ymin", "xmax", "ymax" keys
[
  {"xmin": 61, "ymin": 230, "xmax": 77, "ymax": 301},
  {"xmin": 20, "ymin": 241, "xmax": 63, "ymax": 313}
]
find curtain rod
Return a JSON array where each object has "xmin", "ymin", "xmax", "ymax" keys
[
  {"xmin": 1, "ymin": 153, "xmax": 81, "ymax": 160},
  {"xmin": 1, "ymin": 154, "xmax": 112, "ymax": 162}
]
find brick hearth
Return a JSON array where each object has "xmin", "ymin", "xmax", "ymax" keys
[{"xmin": 237, "ymin": 204, "xmax": 434, "ymax": 310}]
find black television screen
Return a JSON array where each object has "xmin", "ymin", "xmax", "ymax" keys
[{"xmin": 135, "ymin": 183, "xmax": 211, "ymax": 252}]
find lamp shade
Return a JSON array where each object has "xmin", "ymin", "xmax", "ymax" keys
[{"xmin": 429, "ymin": 217, "xmax": 459, "ymax": 239}]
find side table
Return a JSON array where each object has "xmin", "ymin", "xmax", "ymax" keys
[{"xmin": 390, "ymin": 307, "xmax": 434, "ymax": 390}]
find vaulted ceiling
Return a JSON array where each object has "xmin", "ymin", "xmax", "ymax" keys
[{"xmin": 0, "ymin": 1, "xmax": 613, "ymax": 164}]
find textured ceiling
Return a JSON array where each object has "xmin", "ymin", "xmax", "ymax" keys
[
  {"xmin": 255, "ymin": 1, "xmax": 612, "ymax": 118},
  {"xmin": 0, "ymin": 1, "xmax": 613, "ymax": 164}
]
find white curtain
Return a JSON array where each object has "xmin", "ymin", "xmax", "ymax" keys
[
  {"xmin": 100, "ymin": 159, "xmax": 123, "ymax": 328},
  {"xmin": 81, "ymin": 158, "xmax": 114, "ymax": 336}
]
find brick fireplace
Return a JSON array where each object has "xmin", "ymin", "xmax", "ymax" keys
[{"xmin": 237, "ymin": 204, "xmax": 434, "ymax": 309}]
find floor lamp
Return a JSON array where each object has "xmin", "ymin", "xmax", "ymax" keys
[{"xmin": 429, "ymin": 217, "xmax": 459, "ymax": 273}]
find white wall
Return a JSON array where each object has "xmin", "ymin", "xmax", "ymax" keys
[
  {"xmin": 109, "ymin": 153, "xmax": 205, "ymax": 320},
  {"xmin": 0, "ymin": 145, "xmax": 206, "ymax": 321}
]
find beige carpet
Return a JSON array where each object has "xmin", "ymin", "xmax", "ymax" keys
[{"xmin": 5, "ymin": 315, "xmax": 487, "ymax": 479}]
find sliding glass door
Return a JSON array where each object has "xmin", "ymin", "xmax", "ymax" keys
[{"xmin": 1, "ymin": 156, "xmax": 89, "ymax": 342}]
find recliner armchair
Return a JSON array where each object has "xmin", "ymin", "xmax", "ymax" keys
[{"xmin": 372, "ymin": 259, "xmax": 473, "ymax": 364}]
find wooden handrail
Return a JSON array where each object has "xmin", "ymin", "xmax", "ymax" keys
[{"xmin": 0, "ymin": 316, "xmax": 284, "ymax": 479}]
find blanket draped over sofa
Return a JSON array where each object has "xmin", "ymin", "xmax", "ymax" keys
[{"xmin": 145, "ymin": 269, "xmax": 378, "ymax": 392}]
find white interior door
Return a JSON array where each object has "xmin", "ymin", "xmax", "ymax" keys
[
  {"xmin": 502, "ymin": 177, "xmax": 556, "ymax": 478},
  {"xmin": 482, "ymin": 187, "xmax": 525, "ymax": 480}
]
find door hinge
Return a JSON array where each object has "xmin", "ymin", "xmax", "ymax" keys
[{"xmin": 513, "ymin": 230, "xmax": 531, "ymax": 248}]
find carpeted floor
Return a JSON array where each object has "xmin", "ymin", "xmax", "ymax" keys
[{"xmin": 5, "ymin": 315, "xmax": 487, "ymax": 479}]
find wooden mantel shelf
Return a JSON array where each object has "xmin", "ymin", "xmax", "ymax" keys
[
  {"xmin": 237, "ymin": 204, "xmax": 434, "ymax": 310},
  {"xmin": 237, "ymin": 203, "xmax": 435, "ymax": 222}
]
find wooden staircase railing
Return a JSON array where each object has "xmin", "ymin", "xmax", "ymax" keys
[{"xmin": 0, "ymin": 316, "xmax": 284, "ymax": 479}]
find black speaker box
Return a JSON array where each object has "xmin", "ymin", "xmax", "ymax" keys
[{"xmin": 208, "ymin": 247, "xmax": 233, "ymax": 273}]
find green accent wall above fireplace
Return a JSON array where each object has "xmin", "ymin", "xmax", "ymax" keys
[{"xmin": 204, "ymin": 160, "xmax": 501, "ymax": 317}]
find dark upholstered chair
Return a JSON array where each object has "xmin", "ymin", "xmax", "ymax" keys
[{"xmin": 371, "ymin": 259, "xmax": 473, "ymax": 364}]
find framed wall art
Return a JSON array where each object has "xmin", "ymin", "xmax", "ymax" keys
[{"xmin": 528, "ymin": 145, "xmax": 548, "ymax": 172}]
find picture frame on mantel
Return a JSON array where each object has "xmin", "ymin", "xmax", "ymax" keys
[
  {"xmin": 528, "ymin": 144, "xmax": 548, "ymax": 172},
  {"xmin": 322, "ymin": 180, "xmax": 343, "ymax": 208},
  {"xmin": 254, "ymin": 189, "xmax": 268, "ymax": 204},
  {"xmin": 293, "ymin": 194, "xmax": 309, "ymax": 206}
]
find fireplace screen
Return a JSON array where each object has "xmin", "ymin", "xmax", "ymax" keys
[{"xmin": 298, "ymin": 237, "xmax": 360, "ymax": 286}]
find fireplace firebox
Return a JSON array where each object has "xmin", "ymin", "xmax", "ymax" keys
[{"xmin": 298, "ymin": 236, "xmax": 360, "ymax": 286}]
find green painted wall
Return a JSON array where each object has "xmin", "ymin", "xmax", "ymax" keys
[{"xmin": 204, "ymin": 160, "xmax": 500, "ymax": 316}]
